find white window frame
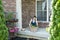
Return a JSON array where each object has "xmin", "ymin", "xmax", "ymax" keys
[{"xmin": 36, "ymin": 0, "xmax": 49, "ymax": 23}]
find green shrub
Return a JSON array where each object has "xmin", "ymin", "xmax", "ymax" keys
[
  {"xmin": 49, "ymin": 0, "xmax": 60, "ymax": 40},
  {"xmin": 0, "ymin": 0, "xmax": 8, "ymax": 40},
  {"xmin": 5, "ymin": 12, "xmax": 14, "ymax": 20}
]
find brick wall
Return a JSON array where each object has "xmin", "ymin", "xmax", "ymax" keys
[
  {"xmin": 2, "ymin": 0, "xmax": 16, "ymax": 12},
  {"xmin": 22, "ymin": 0, "xmax": 36, "ymax": 28},
  {"xmin": 38, "ymin": 22, "xmax": 49, "ymax": 28}
]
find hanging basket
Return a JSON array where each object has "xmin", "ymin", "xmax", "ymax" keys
[{"xmin": 6, "ymin": 19, "xmax": 18, "ymax": 23}]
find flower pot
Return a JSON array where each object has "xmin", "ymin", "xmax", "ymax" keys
[
  {"xmin": 30, "ymin": 26, "xmax": 38, "ymax": 32},
  {"xmin": 10, "ymin": 29, "xmax": 15, "ymax": 33},
  {"xmin": 14, "ymin": 27, "xmax": 19, "ymax": 32}
]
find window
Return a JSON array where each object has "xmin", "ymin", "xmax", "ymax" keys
[
  {"xmin": 48, "ymin": 0, "xmax": 52, "ymax": 21},
  {"xmin": 36, "ymin": 0, "xmax": 51, "ymax": 22}
]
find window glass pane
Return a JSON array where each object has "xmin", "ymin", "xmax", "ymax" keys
[
  {"xmin": 37, "ymin": 1, "xmax": 42, "ymax": 10},
  {"xmin": 37, "ymin": 0, "xmax": 47, "ymax": 21},
  {"xmin": 49, "ymin": 11, "xmax": 51, "ymax": 21},
  {"xmin": 42, "ymin": 1, "xmax": 47, "ymax": 10},
  {"xmin": 37, "ymin": 11, "xmax": 47, "ymax": 21}
]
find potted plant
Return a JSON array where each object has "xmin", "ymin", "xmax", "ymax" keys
[
  {"xmin": 8, "ymin": 19, "xmax": 18, "ymax": 23},
  {"xmin": 9, "ymin": 27, "xmax": 19, "ymax": 33},
  {"xmin": 5, "ymin": 12, "xmax": 18, "ymax": 23}
]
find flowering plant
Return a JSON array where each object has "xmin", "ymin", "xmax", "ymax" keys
[{"xmin": 9, "ymin": 27, "xmax": 19, "ymax": 32}]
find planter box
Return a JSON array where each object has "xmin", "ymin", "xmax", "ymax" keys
[{"xmin": 6, "ymin": 19, "xmax": 18, "ymax": 23}]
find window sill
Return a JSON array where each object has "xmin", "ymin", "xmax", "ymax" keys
[{"xmin": 37, "ymin": 21, "xmax": 50, "ymax": 23}]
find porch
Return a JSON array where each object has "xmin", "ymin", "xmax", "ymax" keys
[
  {"xmin": 15, "ymin": 0, "xmax": 50, "ymax": 40},
  {"xmin": 16, "ymin": 28, "xmax": 49, "ymax": 40},
  {"xmin": 5, "ymin": 0, "xmax": 49, "ymax": 40}
]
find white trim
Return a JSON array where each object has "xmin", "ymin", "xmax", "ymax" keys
[
  {"xmin": 37, "ymin": 21, "xmax": 49, "ymax": 23},
  {"xmin": 36, "ymin": 0, "xmax": 37, "ymax": 17},
  {"xmin": 47, "ymin": 0, "xmax": 49, "ymax": 22},
  {"xmin": 37, "ymin": 0, "xmax": 43, "ymax": 1},
  {"xmin": 16, "ymin": 0, "xmax": 22, "ymax": 31},
  {"xmin": 35, "ymin": 0, "xmax": 37, "ymax": 17}
]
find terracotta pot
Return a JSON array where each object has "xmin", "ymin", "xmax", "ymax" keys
[{"xmin": 30, "ymin": 27, "xmax": 38, "ymax": 32}]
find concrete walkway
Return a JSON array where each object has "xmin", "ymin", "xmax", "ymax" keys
[{"xmin": 16, "ymin": 28, "xmax": 50, "ymax": 40}]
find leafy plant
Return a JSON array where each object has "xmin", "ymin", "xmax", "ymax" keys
[
  {"xmin": 0, "ymin": 0, "xmax": 8, "ymax": 40},
  {"xmin": 49, "ymin": 0, "xmax": 60, "ymax": 40},
  {"xmin": 5, "ymin": 12, "xmax": 14, "ymax": 21}
]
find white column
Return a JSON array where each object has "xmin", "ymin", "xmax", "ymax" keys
[
  {"xmin": 47, "ymin": 0, "xmax": 49, "ymax": 22},
  {"xmin": 16, "ymin": 0, "xmax": 22, "ymax": 31}
]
